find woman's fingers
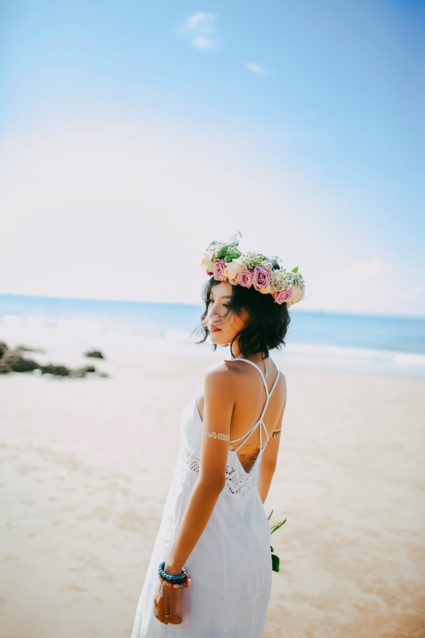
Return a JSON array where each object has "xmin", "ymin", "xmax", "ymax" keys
[
  {"xmin": 165, "ymin": 588, "xmax": 183, "ymax": 624},
  {"xmin": 154, "ymin": 594, "xmax": 170, "ymax": 624},
  {"xmin": 164, "ymin": 604, "xmax": 173, "ymax": 624},
  {"xmin": 167, "ymin": 606, "xmax": 182, "ymax": 624},
  {"xmin": 154, "ymin": 605, "xmax": 169, "ymax": 624},
  {"xmin": 154, "ymin": 581, "xmax": 170, "ymax": 624},
  {"xmin": 153, "ymin": 583, "xmax": 184, "ymax": 625}
]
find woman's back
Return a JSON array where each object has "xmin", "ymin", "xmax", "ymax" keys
[{"xmin": 195, "ymin": 356, "xmax": 286, "ymax": 474}]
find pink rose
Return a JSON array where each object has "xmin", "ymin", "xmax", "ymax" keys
[
  {"xmin": 252, "ymin": 265, "xmax": 271, "ymax": 291},
  {"xmin": 272, "ymin": 287, "xmax": 293, "ymax": 304},
  {"xmin": 213, "ymin": 259, "xmax": 227, "ymax": 281},
  {"xmin": 236, "ymin": 268, "xmax": 253, "ymax": 288}
]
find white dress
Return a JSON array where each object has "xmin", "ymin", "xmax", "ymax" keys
[{"xmin": 131, "ymin": 357, "xmax": 282, "ymax": 638}]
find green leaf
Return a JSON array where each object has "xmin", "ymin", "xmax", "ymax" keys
[
  {"xmin": 270, "ymin": 518, "xmax": 287, "ymax": 534},
  {"xmin": 291, "ymin": 266, "xmax": 299, "ymax": 273},
  {"xmin": 271, "ymin": 554, "xmax": 280, "ymax": 572},
  {"xmin": 267, "ymin": 509, "xmax": 274, "ymax": 521}
]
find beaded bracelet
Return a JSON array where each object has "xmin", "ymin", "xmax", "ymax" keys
[
  {"xmin": 159, "ymin": 575, "xmax": 191, "ymax": 589},
  {"xmin": 158, "ymin": 561, "xmax": 191, "ymax": 589}
]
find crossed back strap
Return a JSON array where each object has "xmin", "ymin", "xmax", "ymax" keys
[{"xmin": 228, "ymin": 358, "xmax": 281, "ymax": 454}]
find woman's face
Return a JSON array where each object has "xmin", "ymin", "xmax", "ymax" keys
[{"xmin": 205, "ymin": 282, "xmax": 249, "ymax": 348}]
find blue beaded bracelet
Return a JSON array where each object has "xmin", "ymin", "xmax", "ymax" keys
[{"xmin": 158, "ymin": 561, "xmax": 188, "ymax": 583}]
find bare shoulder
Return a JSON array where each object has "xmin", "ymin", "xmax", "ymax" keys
[
  {"xmin": 203, "ymin": 361, "xmax": 236, "ymax": 396},
  {"xmin": 203, "ymin": 360, "xmax": 236, "ymax": 382}
]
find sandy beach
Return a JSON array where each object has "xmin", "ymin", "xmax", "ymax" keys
[{"xmin": 1, "ymin": 324, "xmax": 424, "ymax": 638}]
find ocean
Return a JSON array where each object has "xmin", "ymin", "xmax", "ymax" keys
[{"xmin": 1, "ymin": 293, "xmax": 424, "ymax": 377}]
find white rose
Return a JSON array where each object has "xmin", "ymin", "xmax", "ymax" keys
[
  {"xmin": 287, "ymin": 284, "xmax": 305, "ymax": 305},
  {"xmin": 200, "ymin": 254, "xmax": 215, "ymax": 273}
]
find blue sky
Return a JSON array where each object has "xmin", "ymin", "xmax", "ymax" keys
[{"xmin": 0, "ymin": 1, "xmax": 424, "ymax": 316}]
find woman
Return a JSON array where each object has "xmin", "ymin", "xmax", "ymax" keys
[{"xmin": 131, "ymin": 232, "xmax": 305, "ymax": 637}]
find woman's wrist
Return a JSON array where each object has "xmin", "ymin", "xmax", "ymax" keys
[{"xmin": 164, "ymin": 562, "xmax": 183, "ymax": 575}]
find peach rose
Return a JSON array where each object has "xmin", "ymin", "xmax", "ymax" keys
[
  {"xmin": 224, "ymin": 260, "xmax": 245, "ymax": 285},
  {"xmin": 258, "ymin": 285, "xmax": 273, "ymax": 294}
]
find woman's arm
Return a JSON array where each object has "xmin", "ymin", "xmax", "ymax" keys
[{"xmin": 164, "ymin": 364, "xmax": 234, "ymax": 574}]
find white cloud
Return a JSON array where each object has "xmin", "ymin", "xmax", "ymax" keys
[
  {"xmin": 192, "ymin": 36, "xmax": 213, "ymax": 50},
  {"xmin": 246, "ymin": 62, "xmax": 266, "ymax": 76},
  {"xmin": 178, "ymin": 11, "xmax": 220, "ymax": 51},
  {"xmin": 184, "ymin": 11, "xmax": 213, "ymax": 30}
]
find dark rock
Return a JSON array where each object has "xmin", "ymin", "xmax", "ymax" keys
[
  {"xmin": 84, "ymin": 349, "xmax": 105, "ymax": 359},
  {"xmin": 40, "ymin": 364, "xmax": 70, "ymax": 376},
  {"xmin": 8, "ymin": 355, "xmax": 41, "ymax": 373},
  {"xmin": 0, "ymin": 342, "xmax": 9, "ymax": 359},
  {"xmin": 82, "ymin": 365, "xmax": 96, "ymax": 373}
]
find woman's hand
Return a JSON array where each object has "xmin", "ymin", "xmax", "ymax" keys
[{"xmin": 153, "ymin": 578, "xmax": 183, "ymax": 625}]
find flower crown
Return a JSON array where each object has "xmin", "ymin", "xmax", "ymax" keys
[{"xmin": 200, "ymin": 231, "xmax": 305, "ymax": 306}]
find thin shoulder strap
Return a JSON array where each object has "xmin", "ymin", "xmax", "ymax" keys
[
  {"xmin": 234, "ymin": 358, "xmax": 269, "ymax": 395},
  {"xmin": 233, "ymin": 358, "xmax": 281, "ymax": 398}
]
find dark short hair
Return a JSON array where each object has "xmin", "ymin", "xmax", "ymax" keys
[{"xmin": 193, "ymin": 276, "xmax": 291, "ymax": 358}]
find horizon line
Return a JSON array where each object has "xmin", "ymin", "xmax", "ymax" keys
[{"xmin": 0, "ymin": 291, "xmax": 424, "ymax": 322}]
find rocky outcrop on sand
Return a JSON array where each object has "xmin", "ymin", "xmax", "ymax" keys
[{"xmin": 0, "ymin": 341, "xmax": 109, "ymax": 378}]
